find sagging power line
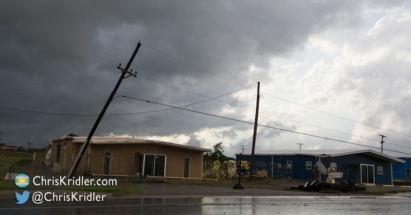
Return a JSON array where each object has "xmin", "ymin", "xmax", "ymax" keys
[
  {"xmin": 142, "ymin": 42, "xmax": 411, "ymax": 139},
  {"xmin": 120, "ymin": 95, "xmax": 411, "ymax": 156},
  {"xmin": 128, "ymin": 70, "xmax": 409, "ymax": 151},
  {"xmin": 0, "ymin": 85, "xmax": 252, "ymax": 117},
  {"xmin": 2, "ymin": 78, "xmax": 408, "ymax": 152}
]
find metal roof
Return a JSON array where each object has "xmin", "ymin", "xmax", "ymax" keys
[
  {"xmin": 49, "ymin": 136, "xmax": 211, "ymax": 152},
  {"xmin": 237, "ymin": 149, "xmax": 405, "ymax": 163}
]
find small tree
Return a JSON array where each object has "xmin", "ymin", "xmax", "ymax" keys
[
  {"xmin": 212, "ymin": 142, "xmax": 224, "ymax": 162},
  {"xmin": 203, "ymin": 142, "xmax": 236, "ymax": 170}
]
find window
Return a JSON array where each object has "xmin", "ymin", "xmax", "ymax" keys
[
  {"xmin": 306, "ymin": 161, "xmax": 312, "ymax": 170},
  {"xmin": 330, "ymin": 162, "xmax": 337, "ymax": 171},
  {"xmin": 377, "ymin": 166, "xmax": 383, "ymax": 175},
  {"xmin": 286, "ymin": 160, "xmax": 292, "ymax": 169}
]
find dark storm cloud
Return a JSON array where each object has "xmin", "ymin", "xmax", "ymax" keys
[{"xmin": 0, "ymin": 0, "xmax": 364, "ymax": 148}]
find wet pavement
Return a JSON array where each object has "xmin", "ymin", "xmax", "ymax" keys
[{"xmin": 1, "ymin": 195, "xmax": 411, "ymax": 215}]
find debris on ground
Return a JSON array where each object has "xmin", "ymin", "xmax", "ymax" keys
[{"xmin": 291, "ymin": 179, "xmax": 366, "ymax": 192}]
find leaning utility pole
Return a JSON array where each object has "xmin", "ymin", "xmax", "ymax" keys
[
  {"xmin": 379, "ymin": 134, "xmax": 386, "ymax": 154},
  {"xmin": 67, "ymin": 42, "xmax": 141, "ymax": 178},
  {"xmin": 249, "ymin": 82, "xmax": 260, "ymax": 181},
  {"xmin": 297, "ymin": 143, "xmax": 304, "ymax": 150}
]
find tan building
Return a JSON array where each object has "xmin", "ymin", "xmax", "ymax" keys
[{"xmin": 48, "ymin": 134, "xmax": 211, "ymax": 179}]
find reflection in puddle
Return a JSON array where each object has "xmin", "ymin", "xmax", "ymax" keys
[{"xmin": 1, "ymin": 196, "xmax": 411, "ymax": 215}]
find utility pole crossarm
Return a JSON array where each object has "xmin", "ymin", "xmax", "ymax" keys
[
  {"xmin": 117, "ymin": 66, "xmax": 137, "ymax": 79},
  {"xmin": 67, "ymin": 42, "xmax": 142, "ymax": 178}
]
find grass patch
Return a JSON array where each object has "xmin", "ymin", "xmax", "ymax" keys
[
  {"xmin": 0, "ymin": 151, "xmax": 45, "ymax": 180},
  {"xmin": 0, "ymin": 151, "xmax": 45, "ymax": 167},
  {"xmin": 0, "ymin": 180, "xmax": 17, "ymax": 190}
]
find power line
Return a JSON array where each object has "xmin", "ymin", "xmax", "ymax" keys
[
  {"xmin": 4, "ymin": 61, "xmax": 406, "ymax": 151},
  {"xmin": 0, "ymin": 85, "xmax": 252, "ymax": 117},
  {"xmin": 0, "ymin": 106, "xmax": 94, "ymax": 116},
  {"xmin": 4, "ymin": 89, "xmax": 407, "ymax": 151},
  {"xmin": 9, "ymin": 66, "xmax": 389, "ymax": 147},
  {"xmin": 137, "ymin": 70, "xmax": 411, "ymax": 151},
  {"xmin": 137, "ymin": 70, "xmax": 399, "ymax": 147},
  {"xmin": 133, "ymin": 74, "xmax": 411, "ymax": 151},
  {"xmin": 141, "ymin": 42, "xmax": 411, "ymax": 139},
  {"xmin": 384, "ymin": 142, "xmax": 411, "ymax": 150},
  {"xmin": 137, "ymin": 73, "xmax": 250, "ymax": 99},
  {"xmin": 135, "ymin": 72, "xmax": 365, "ymax": 141},
  {"xmin": 260, "ymin": 92, "xmax": 411, "ymax": 138},
  {"xmin": 120, "ymin": 95, "xmax": 411, "ymax": 156}
]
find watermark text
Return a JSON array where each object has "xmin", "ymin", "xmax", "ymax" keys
[
  {"xmin": 31, "ymin": 191, "xmax": 106, "ymax": 204},
  {"xmin": 32, "ymin": 176, "xmax": 117, "ymax": 187}
]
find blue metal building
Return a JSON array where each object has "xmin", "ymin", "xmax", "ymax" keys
[
  {"xmin": 392, "ymin": 157, "xmax": 411, "ymax": 180},
  {"xmin": 236, "ymin": 150, "xmax": 404, "ymax": 185}
]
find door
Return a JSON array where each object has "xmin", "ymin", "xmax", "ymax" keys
[
  {"xmin": 184, "ymin": 158, "xmax": 190, "ymax": 178},
  {"xmin": 103, "ymin": 152, "xmax": 111, "ymax": 174},
  {"xmin": 361, "ymin": 164, "xmax": 374, "ymax": 184},
  {"xmin": 144, "ymin": 155, "xmax": 155, "ymax": 176},
  {"xmin": 154, "ymin": 155, "xmax": 165, "ymax": 176}
]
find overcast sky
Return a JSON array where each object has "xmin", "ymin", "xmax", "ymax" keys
[{"xmin": 1, "ymin": 0, "xmax": 411, "ymax": 158}]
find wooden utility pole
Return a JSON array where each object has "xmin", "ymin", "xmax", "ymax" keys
[
  {"xmin": 379, "ymin": 135, "xmax": 386, "ymax": 154},
  {"xmin": 249, "ymin": 82, "xmax": 260, "ymax": 181},
  {"xmin": 297, "ymin": 143, "xmax": 304, "ymax": 150},
  {"xmin": 67, "ymin": 42, "xmax": 141, "ymax": 178}
]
